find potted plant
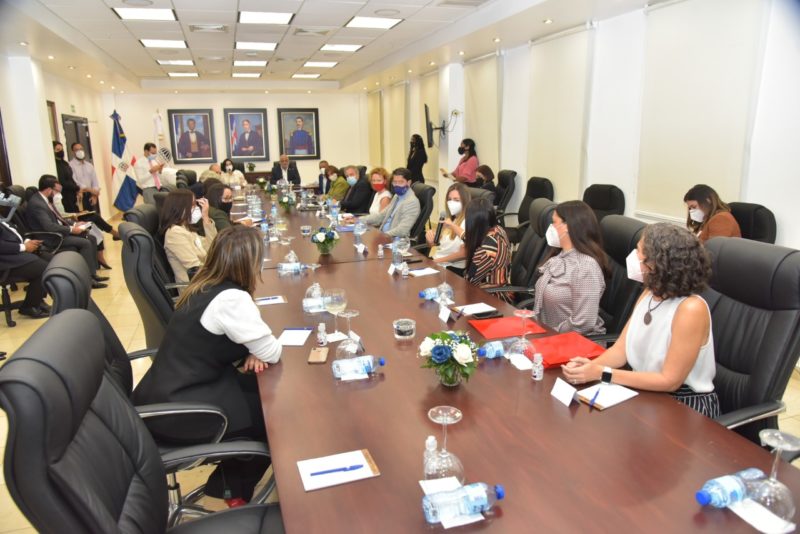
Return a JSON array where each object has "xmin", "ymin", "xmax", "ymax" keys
[
  {"xmin": 419, "ymin": 331, "xmax": 479, "ymax": 387},
  {"xmin": 246, "ymin": 162, "xmax": 256, "ymax": 172}
]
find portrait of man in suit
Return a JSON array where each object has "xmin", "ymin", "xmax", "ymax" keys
[
  {"xmin": 168, "ymin": 110, "xmax": 217, "ymax": 164},
  {"xmin": 278, "ymin": 108, "xmax": 320, "ymax": 160},
  {"xmin": 225, "ymin": 109, "xmax": 268, "ymax": 161}
]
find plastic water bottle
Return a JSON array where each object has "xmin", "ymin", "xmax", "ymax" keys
[
  {"xmin": 436, "ymin": 281, "xmax": 454, "ymax": 303},
  {"xmin": 477, "ymin": 341, "xmax": 505, "ymax": 359},
  {"xmin": 377, "ymin": 245, "xmax": 385, "ymax": 259},
  {"xmin": 270, "ymin": 203, "xmax": 278, "ymax": 221},
  {"xmin": 401, "ymin": 262, "xmax": 410, "ymax": 278},
  {"xmin": 531, "ymin": 353, "xmax": 544, "ymax": 381},
  {"xmin": 331, "ymin": 355, "xmax": 386, "ymax": 378},
  {"xmin": 277, "ymin": 262, "xmax": 309, "ymax": 274},
  {"xmin": 391, "ymin": 237, "xmax": 402, "ymax": 266},
  {"xmin": 424, "ymin": 436, "xmax": 438, "ymax": 477},
  {"xmin": 317, "ymin": 323, "xmax": 327, "ymax": 347},
  {"xmin": 260, "ymin": 220, "xmax": 269, "ymax": 235},
  {"xmin": 419, "ymin": 287, "xmax": 441, "ymax": 301},
  {"xmin": 695, "ymin": 468, "xmax": 766, "ymax": 508},
  {"xmin": 422, "ymin": 483, "xmax": 506, "ymax": 524}
]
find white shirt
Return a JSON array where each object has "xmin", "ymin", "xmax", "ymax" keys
[
  {"xmin": 281, "ymin": 167, "xmax": 289, "ymax": 181},
  {"xmin": 133, "ymin": 157, "xmax": 161, "ymax": 189},
  {"xmin": 69, "ymin": 158, "xmax": 99, "ymax": 190},
  {"xmin": 1, "ymin": 221, "xmax": 25, "ymax": 252},
  {"xmin": 433, "ymin": 219, "xmax": 466, "ymax": 269},
  {"xmin": 200, "ymin": 288, "xmax": 282, "ymax": 364},
  {"xmin": 368, "ymin": 190, "xmax": 391, "ymax": 216},
  {"xmin": 221, "ymin": 170, "xmax": 245, "ymax": 187}
]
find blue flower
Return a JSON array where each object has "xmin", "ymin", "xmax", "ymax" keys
[{"xmin": 431, "ymin": 345, "xmax": 452, "ymax": 364}]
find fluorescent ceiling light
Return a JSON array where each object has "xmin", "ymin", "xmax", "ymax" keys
[
  {"xmin": 292, "ymin": 73, "xmax": 320, "ymax": 79},
  {"xmin": 320, "ymin": 44, "xmax": 362, "ymax": 52},
  {"xmin": 113, "ymin": 8, "xmax": 175, "ymax": 21},
  {"xmin": 168, "ymin": 72, "xmax": 198, "ymax": 77},
  {"xmin": 346, "ymin": 16, "xmax": 401, "ymax": 30},
  {"xmin": 239, "ymin": 11, "xmax": 293, "ymax": 25},
  {"xmin": 236, "ymin": 41, "xmax": 277, "ymax": 51},
  {"xmin": 157, "ymin": 59, "xmax": 194, "ymax": 66},
  {"xmin": 304, "ymin": 61, "xmax": 337, "ymax": 68},
  {"xmin": 141, "ymin": 39, "xmax": 186, "ymax": 49},
  {"xmin": 234, "ymin": 60, "xmax": 267, "ymax": 67},
  {"xmin": 233, "ymin": 72, "xmax": 261, "ymax": 78}
]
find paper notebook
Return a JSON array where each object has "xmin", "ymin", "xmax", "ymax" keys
[
  {"xmin": 533, "ymin": 331, "xmax": 605, "ymax": 368},
  {"xmin": 297, "ymin": 449, "xmax": 380, "ymax": 491},
  {"xmin": 468, "ymin": 317, "xmax": 545, "ymax": 340},
  {"xmin": 576, "ymin": 384, "xmax": 638, "ymax": 410}
]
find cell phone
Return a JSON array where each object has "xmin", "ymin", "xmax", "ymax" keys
[
  {"xmin": 473, "ymin": 311, "xmax": 503, "ymax": 320},
  {"xmin": 308, "ymin": 346, "xmax": 329, "ymax": 364}
]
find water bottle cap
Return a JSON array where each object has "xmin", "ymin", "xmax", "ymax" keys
[
  {"xmin": 418, "ymin": 290, "xmax": 426, "ymax": 298},
  {"xmin": 477, "ymin": 348, "xmax": 487, "ymax": 357},
  {"xmin": 695, "ymin": 490, "xmax": 711, "ymax": 506},
  {"xmin": 378, "ymin": 357, "xmax": 386, "ymax": 366},
  {"xmin": 494, "ymin": 484, "xmax": 505, "ymax": 500}
]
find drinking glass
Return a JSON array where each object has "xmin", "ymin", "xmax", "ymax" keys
[
  {"xmin": 323, "ymin": 289, "xmax": 347, "ymax": 334},
  {"xmin": 353, "ymin": 219, "xmax": 367, "ymax": 245},
  {"xmin": 507, "ymin": 309, "xmax": 535, "ymax": 359},
  {"xmin": 425, "ymin": 406, "xmax": 465, "ymax": 483},
  {"xmin": 335, "ymin": 309, "xmax": 364, "ymax": 359},
  {"xmin": 396, "ymin": 236, "xmax": 411, "ymax": 256},
  {"xmin": 393, "ymin": 318, "xmax": 416, "ymax": 340},
  {"xmin": 750, "ymin": 429, "xmax": 800, "ymax": 521},
  {"xmin": 300, "ymin": 225, "xmax": 312, "ymax": 237}
]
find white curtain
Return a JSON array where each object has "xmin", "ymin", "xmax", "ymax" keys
[
  {"xmin": 464, "ymin": 55, "xmax": 500, "ymax": 173},
  {"xmin": 367, "ymin": 91, "xmax": 383, "ymax": 169},
  {"xmin": 382, "ymin": 84, "xmax": 408, "ymax": 170}
]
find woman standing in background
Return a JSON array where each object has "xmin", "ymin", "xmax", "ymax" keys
[{"xmin": 407, "ymin": 134, "xmax": 428, "ymax": 184}]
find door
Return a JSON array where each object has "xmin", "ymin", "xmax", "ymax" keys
[{"xmin": 61, "ymin": 114, "xmax": 93, "ymax": 163}]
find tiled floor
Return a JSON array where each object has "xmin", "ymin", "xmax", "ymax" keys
[{"xmin": 0, "ymin": 232, "xmax": 799, "ymax": 531}]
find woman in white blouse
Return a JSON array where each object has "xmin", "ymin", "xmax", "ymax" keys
[
  {"xmin": 367, "ymin": 167, "xmax": 392, "ymax": 216},
  {"xmin": 133, "ymin": 225, "xmax": 281, "ymax": 505},
  {"xmin": 562, "ymin": 223, "xmax": 719, "ymax": 418},
  {"xmin": 425, "ymin": 183, "xmax": 470, "ymax": 275},
  {"xmin": 159, "ymin": 190, "xmax": 217, "ymax": 283},
  {"xmin": 220, "ymin": 158, "xmax": 246, "ymax": 187},
  {"xmin": 532, "ymin": 200, "xmax": 607, "ymax": 335}
]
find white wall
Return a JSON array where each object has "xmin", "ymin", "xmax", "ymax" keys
[{"xmin": 499, "ymin": 44, "xmax": 531, "ymax": 223}]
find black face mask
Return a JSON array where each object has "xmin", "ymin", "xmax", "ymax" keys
[
  {"xmin": 55, "ymin": 150, "xmax": 64, "ymax": 159},
  {"xmin": 457, "ymin": 147, "xmax": 465, "ymax": 155},
  {"xmin": 220, "ymin": 201, "xmax": 232, "ymax": 214}
]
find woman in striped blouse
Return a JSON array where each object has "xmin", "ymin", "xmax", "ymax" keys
[{"xmin": 463, "ymin": 197, "xmax": 512, "ymax": 303}]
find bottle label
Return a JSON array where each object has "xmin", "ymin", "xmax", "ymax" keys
[
  {"xmin": 462, "ymin": 484, "xmax": 490, "ymax": 514},
  {"xmin": 714, "ymin": 475, "xmax": 746, "ymax": 503}
]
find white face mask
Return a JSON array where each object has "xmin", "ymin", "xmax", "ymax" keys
[
  {"xmin": 626, "ymin": 249, "xmax": 644, "ymax": 283},
  {"xmin": 225, "ymin": 166, "xmax": 233, "ymax": 173},
  {"xmin": 689, "ymin": 208, "xmax": 705, "ymax": 223},
  {"xmin": 190, "ymin": 206, "xmax": 202, "ymax": 225},
  {"xmin": 75, "ymin": 150, "xmax": 85, "ymax": 160},
  {"xmin": 447, "ymin": 200, "xmax": 462, "ymax": 216},
  {"xmin": 545, "ymin": 224, "xmax": 562, "ymax": 248}
]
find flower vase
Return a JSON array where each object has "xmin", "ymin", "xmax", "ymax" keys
[
  {"xmin": 436, "ymin": 368, "xmax": 462, "ymax": 388},
  {"xmin": 282, "ymin": 205, "xmax": 293, "ymax": 215},
  {"xmin": 316, "ymin": 242, "xmax": 335, "ymax": 255}
]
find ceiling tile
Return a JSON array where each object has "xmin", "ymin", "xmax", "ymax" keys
[
  {"xmin": 358, "ymin": 2, "xmax": 426, "ymax": 18},
  {"xmin": 123, "ymin": 20, "xmax": 183, "ymax": 33},
  {"xmin": 294, "ymin": 2, "xmax": 362, "ymax": 26},
  {"xmin": 65, "ymin": 19, "xmax": 130, "ymax": 39},
  {"xmin": 234, "ymin": 27, "xmax": 289, "ymax": 41},
  {"xmin": 409, "ymin": 6, "xmax": 472, "ymax": 22},
  {"xmin": 332, "ymin": 27, "xmax": 387, "ymax": 39},
  {"xmin": 45, "ymin": 4, "xmax": 121, "ymax": 22},
  {"xmin": 102, "ymin": 0, "xmax": 174, "ymax": 8},
  {"xmin": 237, "ymin": 0, "xmax": 303, "ymax": 12},
  {"xmin": 175, "ymin": 10, "xmax": 238, "ymax": 24},
  {"xmin": 172, "ymin": 0, "xmax": 237, "ymax": 10}
]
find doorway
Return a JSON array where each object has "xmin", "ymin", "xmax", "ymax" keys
[{"xmin": 61, "ymin": 114, "xmax": 93, "ymax": 163}]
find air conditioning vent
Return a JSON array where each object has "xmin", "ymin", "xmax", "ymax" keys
[
  {"xmin": 293, "ymin": 27, "xmax": 331, "ymax": 37},
  {"xmin": 189, "ymin": 24, "xmax": 228, "ymax": 33},
  {"xmin": 437, "ymin": 0, "xmax": 488, "ymax": 6}
]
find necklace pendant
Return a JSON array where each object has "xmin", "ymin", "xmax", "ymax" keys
[{"xmin": 643, "ymin": 311, "xmax": 652, "ymax": 325}]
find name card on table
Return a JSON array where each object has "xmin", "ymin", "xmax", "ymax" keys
[
  {"xmin": 355, "ymin": 243, "xmax": 366, "ymax": 254},
  {"xmin": 439, "ymin": 304, "xmax": 453, "ymax": 323},
  {"xmin": 551, "ymin": 377, "xmax": 577, "ymax": 407},
  {"xmin": 388, "ymin": 263, "xmax": 396, "ymax": 276}
]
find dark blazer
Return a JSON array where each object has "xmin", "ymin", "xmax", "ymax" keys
[
  {"xmin": 55, "ymin": 158, "xmax": 80, "ymax": 212},
  {"xmin": 208, "ymin": 206, "xmax": 232, "ymax": 232},
  {"xmin": 270, "ymin": 162, "xmax": 301, "ymax": 185},
  {"xmin": 234, "ymin": 130, "xmax": 264, "ymax": 157},
  {"xmin": 407, "ymin": 149, "xmax": 427, "ymax": 184},
  {"xmin": 25, "ymin": 192, "xmax": 71, "ymax": 238},
  {"xmin": 340, "ymin": 178, "xmax": 373, "ymax": 214},
  {"xmin": 318, "ymin": 173, "xmax": 332, "ymax": 194},
  {"xmin": 177, "ymin": 130, "xmax": 211, "ymax": 159},
  {"xmin": 0, "ymin": 222, "xmax": 39, "ymax": 269}
]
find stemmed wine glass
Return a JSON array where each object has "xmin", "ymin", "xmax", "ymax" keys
[
  {"xmin": 396, "ymin": 236, "xmax": 411, "ymax": 257},
  {"xmin": 507, "ymin": 309, "xmax": 535, "ymax": 359},
  {"xmin": 750, "ymin": 429, "xmax": 800, "ymax": 521},
  {"xmin": 425, "ymin": 406, "xmax": 465, "ymax": 484},
  {"xmin": 323, "ymin": 288, "xmax": 347, "ymax": 334},
  {"xmin": 335, "ymin": 309, "xmax": 364, "ymax": 359}
]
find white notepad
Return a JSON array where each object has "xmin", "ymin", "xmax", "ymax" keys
[
  {"xmin": 277, "ymin": 327, "xmax": 313, "ymax": 346},
  {"xmin": 297, "ymin": 449, "xmax": 380, "ymax": 491},
  {"xmin": 409, "ymin": 267, "xmax": 440, "ymax": 277},
  {"xmin": 576, "ymin": 384, "xmax": 638, "ymax": 410},
  {"xmin": 454, "ymin": 303, "xmax": 496, "ymax": 316}
]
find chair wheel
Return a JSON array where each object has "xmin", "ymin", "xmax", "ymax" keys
[{"xmin": 7, "ymin": 320, "xmax": 16, "ymax": 327}]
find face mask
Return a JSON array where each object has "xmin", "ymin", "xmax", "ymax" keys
[
  {"xmin": 53, "ymin": 193, "xmax": 63, "ymax": 204},
  {"xmin": 55, "ymin": 150, "xmax": 64, "ymax": 159},
  {"xmin": 372, "ymin": 183, "xmax": 385, "ymax": 192},
  {"xmin": 329, "ymin": 174, "xmax": 337, "ymax": 181},
  {"xmin": 457, "ymin": 147, "xmax": 465, "ymax": 155},
  {"xmin": 689, "ymin": 208, "xmax": 705, "ymax": 223},
  {"xmin": 220, "ymin": 201, "xmax": 232, "ymax": 214},
  {"xmin": 147, "ymin": 154, "xmax": 156, "ymax": 161},
  {"xmin": 225, "ymin": 166, "xmax": 233, "ymax": 173},
  {"xmin": 393, "ymin": 185, "xmax": 408, "ymax": 196},
  {"xmin": 190, "ymin": 206, "xmax": 201, "ymax": 225},
  {"xmin": 545, "ymin": 224, "xmax": 562, "ymax": 248},
  {"xmin": 75, "ymin": 150, "xmax": 85, "ymax": 160},
  {"xmin": 447, "ymin": 200, "xmax": 462, "ymax": 216},
  {"xmin": 626, "ymin": 250, "xmax": 644, "ymax": 283},
  {"xmin": 346, "ymin": 176, "xmax": 357, "ymax": 187}
]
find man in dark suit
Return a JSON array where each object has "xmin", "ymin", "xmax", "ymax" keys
[
  {"xmin": 270, "ymin": 154, "xmax": 301, "ymax": 185},
  {"xmin": 177, "ymin": 118, "xmax": 211, "ymax": 159},
  {"xmin": 317, "ymin": 160, "xmax": 331, "ymax": 194},
  {"xmin": 25, "ymin": 175, "xmax": 107, "ymax": 288},
  {"xmin": 0, "ymin": 221, "xmax": 51, "ymax": 318},
  {"xmin": 339, "ymin": 165, "xmax": 372, "ymax": 214},
  {"xmin": 233, "ymin": 119, "xmax": 264, "ymax": 157}
]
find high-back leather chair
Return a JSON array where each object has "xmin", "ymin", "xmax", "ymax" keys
[
  {"xmin": 595, "ymin": 215, "xmax": 646, "ymax": 341},
  {"xmin": 410, "ymin": 182, "xmax": 435, "ymax": 244},
  {"xmin": 120, "ymin": 222, "xmax": 175, "ymax": 348},
  {"xmin": 495, "ymin": 170, "xmax": 516, "ymax": 213},
  {"xmin": 232, "ymin": 161, "xmax": 245, "ymax": 175},
  {"xmin": 467, "ymin": 187, "xmax": 495, "ymax": 205},
  {"xmin": 703, "ymin": 237, "xmax": 800, "ymax": 443},
  {"xmin": 154, "ymin": 191, "xmax": 169, "ymax": 213},
  {"xmin": 583, "ymin": 184, "xmax": 625, "ymax": 221},
  {"xmin": 0, "ymin": 309, "xmax": 283, "ymax": 533},
  {"xmin": 124, "ymin": 204, "xmax": 173, "ymax": 284},
  {"xmin": 728, "ymin": 202, "xmax": 777, "ymax": 244},
  {"xmin": 503, "ymin": 176, "xmax": 554, "ymax": 244}
]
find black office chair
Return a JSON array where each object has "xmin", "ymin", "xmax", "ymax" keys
[
  {"xmin": 154, "ymin": 191, "xmax": 169, "ymax": 213},
  {"xmin": 495, "ymin": 170, "xmax": 516, "ymax": 214},
  {"xmin": 703, "ymin": 237, "xmax": 800, "ymax": 443},
  {"xmin": 233, "ymin": 161, "xmax": 246, "ymax": 175},
  {"xmin": 467, "ymin": 187, "xmax": 495, "ymax": 205},
  {"xmin": 410, "ymin": 182, "xmax": 435, "ymax": 244},
  {"xmin": 120, "ymin": 222, "xmax": 175, "ymax": 348},
  {"xmin": 582, "ymin": 184, "xmax": 625, "ymax": 222},
  {"xmin": 728, "ymin": 202, "xmax": 777, "ymax": 244},
  {"xmin": 124, "ymin": 204, "xmax": 174, "ymax": 285},
  {"xmin": 357, "ymin": 165, "xmax": 367, "ymax": 181},
  {"xmin": 0, "ymin": 309, "xmax": 283, "ymax": 533},
  {"xmin": 503, "ymin": 177, "xmax": 554, "ymax": 244}
]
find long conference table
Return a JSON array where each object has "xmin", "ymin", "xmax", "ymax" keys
[{"xmin": 253, "ymin": 205, "xmax": 800, "ymax": 532}]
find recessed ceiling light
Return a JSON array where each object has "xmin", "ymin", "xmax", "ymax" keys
[
  {"xmin": 168, "ymin": 72, "xmax": 198, "ymax": 77},
  {"xmin": 67, "ymin": 65, "xmax": 76, "ymax": 70},
  {"xmin": 188, "ymin": 24, "xmax": 228, "ymax": 33},
  {"xmin": 234, "ymin": 60, "xmax": 267, "ymax": 67},
  {"xmin": 304, "ymin": 61, "xmax": 337, "ymax": 68},
  {"xmin": 174, "ymin": 90, "xmax": 179, "ymax": 94},
  {"xmin": 346, "ymin": 16, "xmax": 402, "ymax": 30},
  {"xmin": 375, "ymin": 81, "xmax": 380, "ymax": 86},
  {"xmin": 141, "ymin": 39, "xmax": 186, "ymax": 49},
  {"xmin": 19, "ymin": 41, "xmax": 28, "ymax": 47},
  {"xmin": 236, "ymin": 41, "xmax": 277, "ymax": 51},
  {"xmin": 293, "ymin": 73, "xmax": 320, "ymax": 79},
  {"xmin": 232, "ymin": 72, "xmax": 261, "ymax": 78},
  {"xmin": 113, "ymin": 7, "xmax": 175, "ymax": 21},
  {"xmin": 458, "ymin": 50, "xmax": 465, "ymax": 56},
  {"xmin": 199, "ymin": 56, "xmax": 225, "ymax": 61},
  {"xmin": 321, "ymin": 44, "xmax": 362, "ymax": 53},
  {"xmin": 307, "ymin": 90, "xmax": 312, "ymax": 94},
  {"xmin": 120, "ymin": 90, "xmax": 125, "ymax": 94},
  {"xmin": 99, "ymin": 80, "xmax": 105, "ymax": 84},
  {"xmin": 47, "ymin": 55, "xmax": 54, "ymax": 60},
  {"xmin": 111, "ymin": 85, "xmax": 115, "ymax": 89},
  {"xmin": 86, "ymin": 74, "xmax": 92, "ymax": 79},
  {"xmin": 239, "ymin": 11, "xmax": 293, "ymax": 25},
  {"xmin": 493, "ymin": 37, "xmax": 501, "ymax": 43},
  {"xmin": 374, "ymin": 8, "xmax": 400, "ymax": 16},
  {"xmin": 543, "ymin": 18, "xmax": 553, "ymax": 24},
  {"xmin": 429, "ymin": 61, "xmax": 436, "ymax": 66},
  {"xmin": 407, "ymin": 69, "xmax": 412, "ymax": 73},
  {"xmin": 264, "ymin": 90, "xmax": 269, "ymax": 94},
  {"xmin": 362, "ymin": 86, "xmax": 367, "ymax": 90},
  {"xmin": 157, "ymin": 59, "xmax": 194, "ymax": 66}
]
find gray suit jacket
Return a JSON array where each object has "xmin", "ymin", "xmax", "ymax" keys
[{"xmin": 364, "ymin": 191, "xmax": 420, "ymax": 237}]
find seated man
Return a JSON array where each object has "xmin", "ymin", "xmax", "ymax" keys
[
  {"xmin": 199, "ymin": 163, "xmax": 222, "ymax": 182},
  {"xmin": 362, "ymin": 168, "xmax": 420, "ymax": 237},
  {"xmin": 339, "ymin": 166, "xmax": 372, "ymax": 215},
  {"xmin": 0, "ymin": 219, "xmax": 51, "ymax": 318},
  {"xmin": 270, "ymin": 154, "xmax": 301, "ymax": 185},
  {"xmin": 25, "ymin": 175, "xmax": 107, "ymax": 288}
]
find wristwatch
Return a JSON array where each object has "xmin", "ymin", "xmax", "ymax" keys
[{"xmin": 601, "ymin": 366, "xmax": 613, "ymax": 384}]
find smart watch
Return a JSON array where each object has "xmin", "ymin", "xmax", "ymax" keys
[{"xmin": 601, "ymin": 366, "xmax": 613, "ymax": 384}]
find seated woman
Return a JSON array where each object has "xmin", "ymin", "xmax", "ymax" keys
[
  {"xmin": 133, "ymin": 225, "xmax": 282, "ymax": 506},
  {"xmin": 562, "ymin": 223, "xmax": 719, "ymax": 418},
  {"xmin": 205, "ymin": 183, "xmax": 254, "ymax": 231},
  {"xmin": 532, "ymin": 200, "xmax": 607, "ymax": 335},
  {"xmin": 426, "ymin": 183, "xmax": 470, "ymax": 276},
  {"xmin": 463, "ymin": 197, "xmax": 512, "ymax": 302},
  {"xmin": 159, "ymin": 189, "xmax": 217, "ymax": 283},
  {"xmin": 325, "ymin": 165, "xmax": 349, "ymax": 202},
  {"xmin": 367, "ymin": 167, "xmax": 392, "ymax": 216},
  {"xmin": 684, "ymin": 184, "xmax": 741, "ymax": 243},
  {"xmin": 475, "ymin": 165, "xmax": 497, "ymax": 203},
  {"xmin": 220, "ymin": 158, "xmax": 246, "ymax": 188}
]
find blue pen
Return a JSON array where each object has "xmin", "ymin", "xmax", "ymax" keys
[
  {"xmin": 588, "ymin": 388, "xmax": 601, "ymax": 411},
  {"xmin": 310, "ymin": 464, "xmax": 363, "ymax": 476}
]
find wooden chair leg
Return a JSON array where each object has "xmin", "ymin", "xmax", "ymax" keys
[{"xmin": 2, "ymin": 286, "xmax": 16, "ymax": 327}]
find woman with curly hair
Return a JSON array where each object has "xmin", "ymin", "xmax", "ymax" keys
[{"xmin": 562, "ymin": 223, "xmax": 719, "ymax": 418}]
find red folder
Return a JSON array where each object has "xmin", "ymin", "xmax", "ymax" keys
[
  {"xmin": 532, "ymin": 331, "xmax": 605, "ymax": 368},
  {"xmin": 468, "ymin": 317, "xmax": 546, "ymax": 340}
]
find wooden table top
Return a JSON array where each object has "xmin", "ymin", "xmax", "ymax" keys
[{"xmin": 255, "ymin": 222, "xmax": 800, "ymax": 533}]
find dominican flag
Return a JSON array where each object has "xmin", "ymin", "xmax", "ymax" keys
[
  {"xmin": 110, "ymin": 110, "xmax": 138, "ymax": 212},
  {"xmin": 230, "ymin": 114, "xmax": 238, "ymax": 153}
]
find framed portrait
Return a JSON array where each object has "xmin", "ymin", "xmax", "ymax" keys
[
  {"xmin": 277, "ymin": 108, "xmax": 320, "ymax": 160},
  {"xmin": 224, "ymin": 108, "xmax": 269, "ymax": 162},
  {"xmin": 167, "ymin": 109, "xmax": 216, "ymax": 164}
]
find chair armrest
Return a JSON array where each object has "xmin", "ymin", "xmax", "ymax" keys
[
  {"xmin": 412, "ymin": 243, "xmax": 431, "ymax": 251},
  {"xmin": 137, "ymin": 402, "xmax": 228, "ymax": 457},
  {"xmin": 586, "ymin": 333, "xmax": 619, "ymax": 346},
  {"xmin": 485, "ymin": 285, "xmax": 535, "ymax": 295},
  {"xmin": 164, "ymin": 282, "xmax": 188, "ymax": 290},
  {"xmin": 24, "ymin": 231, "xmax": 64, "ymax": 243},
  {"xmin": 161, "ymin": 441, "xmax": 270, "ymax": 473},
  {"xmin": 127, "ymin": 348, "xmax": 158, "ymax": 361},
  {"xmin": 714, "ymin": 401, "xmax": 785, "ymax": 430},
  {"xmin": 516, "ymin": 296, "xmax": 535, "ymax": 309}
]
